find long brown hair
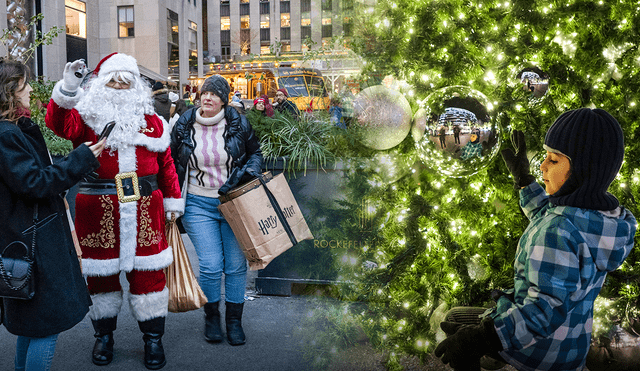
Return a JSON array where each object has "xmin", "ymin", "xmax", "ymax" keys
[{"xmin": 0, "ymin": 58, "xmax": 30, "ymax": 122}]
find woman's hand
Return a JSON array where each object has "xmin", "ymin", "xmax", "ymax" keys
[{"xmin": 85, "ymin": 138, "xmax": 106, "ymax": 159}]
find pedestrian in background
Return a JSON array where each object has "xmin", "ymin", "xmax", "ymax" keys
[
  {"xmin": 46, "ymin": 53, "xmax": 183, "ymax": 370},
  {"xmin": 273, "ymin": 88, "xmax": 300, "ymax": 120},
  {"xmin": 436, "ymin": 108, "xmax": 636, "ymax": 371},
  {"xmin": 329, "ymin": 96, "xmax": 345, "ymax": 129},
  {"xmin": 152, "ymin": 81, "xmax": 171, "ymax": 122},
  {"xmin": 170, "ymin": 75, "xmax": 263, "ymax": 347},
  {"xmin": 0, "ymin": 58, "xmax": 105, "ymax": 371}
]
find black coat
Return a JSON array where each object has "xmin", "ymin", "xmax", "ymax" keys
[
  {"xmin": 0, "ymin": 117, "xmax": 98, "ymax": 337},
  {"xmin": 153, "ymin": 90, "xmax": 172, "ymax": 122},
  {"xmin": 275, "ymin": 99, "xmax": 300, "ymax": 120},
  {"xmin": 170, "ymin": 105, "xmax": 263, "ymax": 195}
]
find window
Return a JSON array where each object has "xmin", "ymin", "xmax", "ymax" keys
[
  {"xmin": 260, "ymin": 14, "xmax": 270, "ymax": 28},
  {"xmin": 280, "ymin": 1, "xmax": 290, "ymax": 13},
  {"xmin": 220, "ymin": 2, "xmax": 230, "ymax": 16},
  {"xmin": 118, "ymin": 6, "xmax": 134, "ymax": 38},
  {"xmin": 260, "ymin": 28, "xmax": 270, "ymax": 41},
  {"xmin": 260, "ymin": 2, "xmax": 270, "ymax": 14},
  {"xmin": 241, "ymin": 15, "xmax": 250, "ymax": 29},
  {"xmin": 240, "ymin": 3, "xmax": 250, "ymax": 15},
  {"xmin": 301, "ymin": 0, "xmax": 311, "ymax": 12},
  {"xmin": 281, "ymin": 42, "xmax": 290, "ymax": 52},
  {"xmin": 167, "ymin": 10, "xmax": 179, "ymax": 77},
  {"xmin": 221, "ymin": 46, "xmax": 231, "ymax": 61},
  {"xmin": 281, "ymin": 13, "xmax": 290, "ymax": 27},
  {"xmin": 221, "ymin": 16, "xmax": 230, "ymax": 30},
  {"xmin": 280, "ymin": 27, "xmax": 290, "ymax": 40},
  {"xmin": 322, "ymin": 25, "xmax": 332, "ymax": 37},
  {"xmin": 322, "ymin": 0, "xmax": 332, "ymax": 10},
  {"xmin": 65, "ymin": 0, "xmax": 86, "ymax": 38},
  {"xmin": 261, "ymin": 45, "xmax": 270, "ymax": 55},
  {"xmin": 189, "ymin": 21, "xmax": 198, "ymax": 66},
  {"xmin": 301, "ymin": 11, "xmax": 310, "ymax": 27}
]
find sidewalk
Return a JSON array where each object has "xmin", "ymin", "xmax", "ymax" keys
[{"xmin": 0, "ymin": 234, "xmax": 324, "ymax": 371}]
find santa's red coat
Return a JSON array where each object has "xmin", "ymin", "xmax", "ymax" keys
[{"xmin": 45, "ymin": 93, "xmax": 182, "ymax": 277}]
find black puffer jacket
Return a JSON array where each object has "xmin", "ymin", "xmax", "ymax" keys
[{"xmin": 170, "ymin": 105, "xmax": 262, "ymax": 195}]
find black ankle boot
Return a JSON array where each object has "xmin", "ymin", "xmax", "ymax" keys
[
  {"xmin": 91, "ymin": 317, "xmax": 117, "ymax": 366},
  {"xmin": 204, "ymin": 302, "xmax": 223, "ymax": 343},
  {"xmin": 225, "ymin": 301, "xmax": 246, "ymax": 346},
  {"xmin": 138, "ymin": 317, "xmax": 167, "ymax": 370}
]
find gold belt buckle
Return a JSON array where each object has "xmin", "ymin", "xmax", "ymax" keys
[{"xmin": 114, "ymin": 172, "xmax": 140, "ymax": 203}]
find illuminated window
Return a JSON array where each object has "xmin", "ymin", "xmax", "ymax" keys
[
  {"xmin": 281, "ymin": 13, "xmax": 290, "ymax": 27},
  {"xmin": 241, "ymin": 15, "xmax": 250, "ymax": 29},
  {"xmin": 322, "ymin": 17, "xmax": 332, "ymax": 25},
  {"xmin": 261, "ymin": 14, "xmax": 270, "ymax": 28},
  {"xmin": 221, "ymin": 17, "xmax": 230, "ymax": 30},
  {"xmin": 301, "ymin": 11, "xmax": 310, "ymax": 26},
  {"xmin": 65, "ymin": 0, "xmax": 86, "ymax": 38},
  {"xmin": 118, "ymin": 6, "xmax": 134, "ymax": 38},
  {"xmin": 261, "ymin": 45, "xmax": 270, "ymax": 55},
  {"xmin": 167, "ymin": 9, "xmax": 179, "ymax": 78}
]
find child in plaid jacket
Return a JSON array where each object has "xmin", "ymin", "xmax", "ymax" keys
[{"xmin": 436, "ymin": 108, "xmax": 637, "ymax": 371}]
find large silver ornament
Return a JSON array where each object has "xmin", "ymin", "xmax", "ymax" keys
[
  {"xmin": 352, "ymin": 85, "xmax": 412, "ymax": 150},
  {"xmin": 414, "ymin": 86, "xmax": 501, "ymax": 177}
]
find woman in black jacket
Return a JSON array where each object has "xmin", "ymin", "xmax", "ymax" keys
[
  {"xmin": 170, "ymin": 75, "xmax": 262, "ymax": 347},
  {"xmin": 0, "ymin": 59, "xmax": 105, "ymax": 370}
]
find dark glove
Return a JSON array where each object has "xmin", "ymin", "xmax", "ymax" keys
[
  {"xmin": 500, "ymin": 129, "xmax": 536, "ymax": 189},
  {"xmin": 82, "ymin": 171, "xmax": 99, "ymax": 182},
  {"xmin": 434, "ymin": 318, "xmax": 502, "ymax": 371}
]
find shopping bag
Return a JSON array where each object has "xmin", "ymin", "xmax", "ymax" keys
[
  {"xmin": 164, "ymin": 217, "xmax": 208, "ymax": 312},
  {"xmin": 218, "ymin": 172, "xmax": 313, "ymax": 270}
]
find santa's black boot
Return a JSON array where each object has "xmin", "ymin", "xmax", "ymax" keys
[
  {"xmin": 91, "ymin": 317, "xmax": 117, "ymax": 366},
  {"xmin": 138, "ymin": 317, "xmax": 167, "ymax": 370},
  {"xmin": 204, "ymin": 302, "xmax": 223, "ymax": 343},
  {"xmin": 225, "ymin": 301, "xmax": 246, "ymax": 346}
]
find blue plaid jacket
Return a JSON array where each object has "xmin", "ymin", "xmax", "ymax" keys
[
  {"xmin": 459, "ymin": 141, "xmax": 483, "ymax": 160},
  {"xmin": 488, "ymin": 182, "xmax": 636, "ymax": 371}
]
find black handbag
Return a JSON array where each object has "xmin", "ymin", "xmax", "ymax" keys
[{"xmin": 0, "ymin": 204, "xmax": 38, "ymax": 300}]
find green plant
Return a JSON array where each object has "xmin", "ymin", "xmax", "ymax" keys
[
  {"xmin": 29, "ymin": 78, "xmax": 73, "ymax": 155},
  {"xmin": 1, "ymin": 13, "xmax": 63, "ymax": 62}
]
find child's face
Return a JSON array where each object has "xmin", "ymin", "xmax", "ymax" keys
[{"xmin": 540, "ymin": 151, "xmax": 571, "ymax": 195}]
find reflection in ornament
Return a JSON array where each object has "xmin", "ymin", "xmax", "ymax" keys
[
  {"xmin": 517, "ymin": 67, "xmax": 550, "ymax": 101},
  {"xmin": 414, "ymin": 86, "xmax": 501, "ymax": 177},
  {"xmin": 352, "ymin": 85, "xmax": 412, "ymax": 150},
  {"xmin": 412, "ymin": 108, "xmax": 428, "ymax": 142},
  {"xmin": 467, "ymin": 254, "xmax": 487, "ymax": 280}
]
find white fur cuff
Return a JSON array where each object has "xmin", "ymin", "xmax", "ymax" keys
[
  {"xmin": 164, "ymin": 198, "xmax": 185, "ymax": 215},
  {"xmin": 88, "ymin": 291, "xmax": 124, "ymax": 320},
  {"xmin": 51, "ymin": 80, "xmax": 84, "ymax": 109},
  {"xmin": 128, "ymin": 287, "xmax": 169, "ymax": 321},
  {"xmin": 134, "ymin": 247, "xmax": 173, "ymax": 271}
]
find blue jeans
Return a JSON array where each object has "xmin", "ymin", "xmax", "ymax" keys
[
  {"xmin": 15, "ymin": 334, "xmax": 59, "ymax": 371},
  {"xmin": 182, "ymin": 193, "xmax": 247, "ymax": 304}
]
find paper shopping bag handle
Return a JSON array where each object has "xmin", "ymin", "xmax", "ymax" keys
[{"xmin": 258, "ymin": 175, "xmax": 298, "ymax": 246}]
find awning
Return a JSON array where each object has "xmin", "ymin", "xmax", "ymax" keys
[{"xmin": 138, "ymin": 64, "xmax": 176, "ymax": 86}]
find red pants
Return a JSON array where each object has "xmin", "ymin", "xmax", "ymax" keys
[{"xmin": 87, "ymin": 269, "xmax": 166, "ymax": 296}]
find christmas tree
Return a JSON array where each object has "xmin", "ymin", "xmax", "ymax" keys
[{"xmin": 324, "ymin": 0, "xmax": 640, "ymax": 369}]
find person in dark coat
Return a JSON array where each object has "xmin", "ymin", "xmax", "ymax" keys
[
  {"xmin": 170, "ymin": 75, "xmax": 262, "ymax": 347},
  {"xmin": 152, "ymin": 81, "xmax": 172, "ymax": 122},
  {"xmin": 0, "ymin": 59, "xmax": 105, "ymax": 371},
  {"xmin": 273, "ymin": 88, "xmax": 300, "ymax": 120}
]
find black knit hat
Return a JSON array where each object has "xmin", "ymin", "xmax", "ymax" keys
[
  {"xmin": 152, "ymin": 81, "xmax": 164, "ymax": 91},
  {"xmin": 544, "ymin": 108, "xmax": 624, "ymax": 210},
  {"xmin": 201, "ymin": 75, "xmax": 230, "ymax": 105}
]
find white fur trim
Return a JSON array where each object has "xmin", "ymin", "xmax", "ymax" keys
[
  {"xmin": 51, "ymin": 80, "xmax": 84, "ymax": 109},
  {"xmin": 118, "ymin": 145, "xmax": 138, "ymax": 272},
  {"xmin": 82, "ymin": 257, "xmax": 121, "ymax": 276},
  {"xmin": 131, "ymin": 117, "xmax": 171, "ymax": 152},
  {"xmin": 128, "ymin": 287, "xmax": 169, "ymax": 321},
  {"xmin": 164, "ymin": 198, "xmax": 185, "ymax": 215},
  {"xmin": 88, "ymin": 291, "xmax": 123, "ymax": 320},
  {"xmin": 98, "ymin": 53, "xmax": 140, "ymax": 77},
  {"xmin": 134, "ymin": 247, "xmax": 173, "ymax": 271}
]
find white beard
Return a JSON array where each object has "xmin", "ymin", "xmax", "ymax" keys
[{"xmin": 75, "ymin": 78, "xmax": 155, "ymax": 150}]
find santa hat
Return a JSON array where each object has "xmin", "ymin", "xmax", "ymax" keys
[
  {"xmin": 277, "ymin": 88, "xmax": 288, "ymax": 97},
  {"xmin": 254, "ymin": 97, "xmax": 265, "ymax": 105},
  {"xmin": 93, "ymin": 52, "xmax": 140, "ymax": 78}
]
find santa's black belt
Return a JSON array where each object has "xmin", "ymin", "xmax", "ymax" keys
[{"xmin": 78, "ymin": 173, "xmax": 159, "ymax": 203}]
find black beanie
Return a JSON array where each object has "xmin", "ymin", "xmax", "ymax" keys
[
  {"xmin": 200, "ymin": 75, "xmax": 230, "ymax": 105},
  {"xmin": 544, "ymin": 108, "xmax": 624, "ymax": 210},
  {"xmin": 152, "ymin": 81, "xmax": 164, "ymax": 91}
]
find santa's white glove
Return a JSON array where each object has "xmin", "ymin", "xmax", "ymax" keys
[{"xmin": 62, "ymin": 59, "xmax": 89, "ymax": 93}]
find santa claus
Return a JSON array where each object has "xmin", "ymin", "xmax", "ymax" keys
[{"xmin": 45, "ymin": 53, "xmax": 183, "ymax": 370}]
